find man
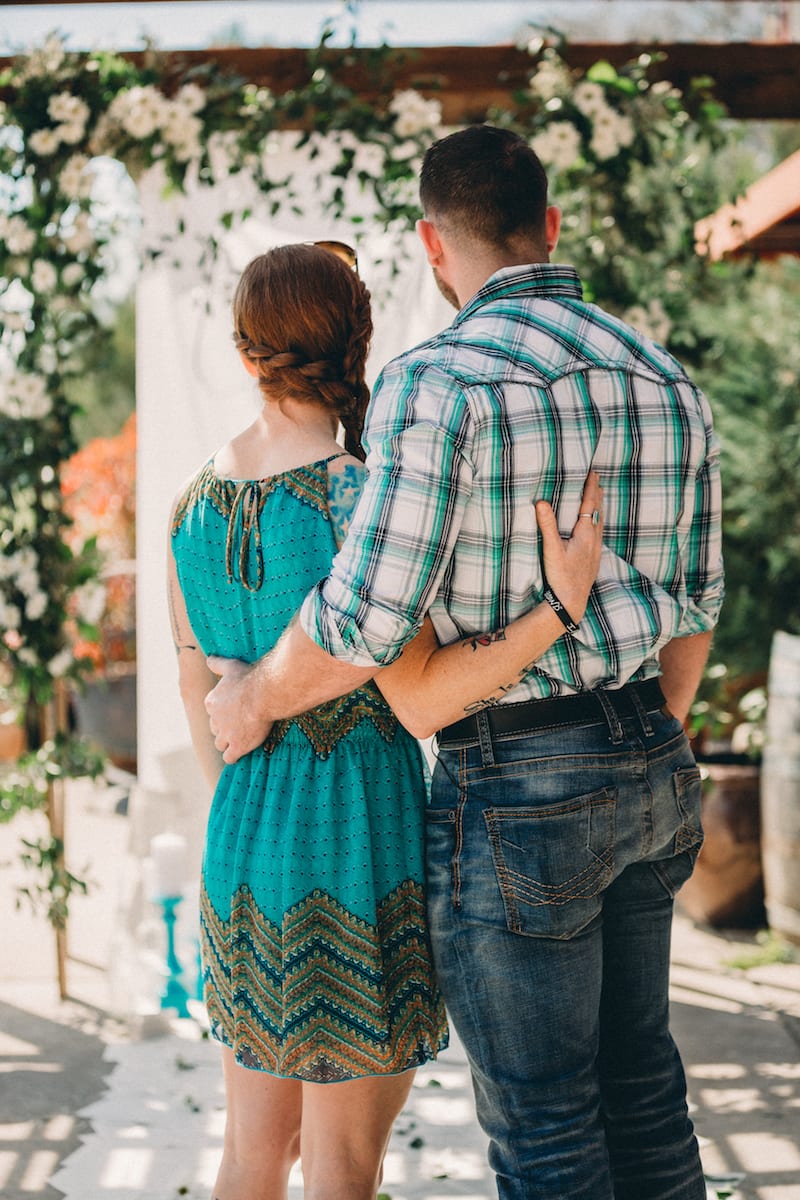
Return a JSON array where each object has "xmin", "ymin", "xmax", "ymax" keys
[{"xmin": 206, "ymin": 125, "xmax": 723, "ymax": 1198}]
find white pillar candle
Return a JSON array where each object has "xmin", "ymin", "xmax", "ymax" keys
[{"xmin": 150, "ymin": 832, "xmax": 187, "ymax": 898}]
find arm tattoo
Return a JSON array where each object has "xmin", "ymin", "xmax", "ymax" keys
[
  {"xmin": 168, "ymin": 575, "xmax": 197, "ymax": 654},
  {"xmin": 327, "ymin": 461, "xmax": 367, "ymax": 550},
  {"xmin": 461, "ymin": 658, "xmax": 539, "ymax": 716},
  {"xmin": 466, "ymin": 629, "xmax": 507, "ymax": 652}
]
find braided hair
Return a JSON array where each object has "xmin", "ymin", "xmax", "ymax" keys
[{"xmin": 232, "ymin": 244, "xmax": 373, "ymax": 461}]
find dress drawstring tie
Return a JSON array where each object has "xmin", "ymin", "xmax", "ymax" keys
[{"xmin": 225, "ymin": 481, "xmax": 264, "ymax": 592}]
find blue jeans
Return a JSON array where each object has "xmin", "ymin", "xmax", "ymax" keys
[{"xmin": 426, "ymin": 695, "xmax": 706, "ymax": 1199}]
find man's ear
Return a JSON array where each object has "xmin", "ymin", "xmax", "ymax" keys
[
  {"xmin": 545, "ymin": 205, "xmax": 562, "ymax": 255},
  {"xmin": 416, "ymin": 217, "xmax": 444, "ymax": 265},
  {"xmin": 238, "ymin": 349, "xmax": 259, "ymax": 378}
]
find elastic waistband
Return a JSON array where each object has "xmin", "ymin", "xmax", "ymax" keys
[{"xmin": 436, "ymin": 678, "xmax": 667, "ymax": 747}]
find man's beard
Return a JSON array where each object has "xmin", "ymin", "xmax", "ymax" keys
[{"xmin": 432, "ymin": 266, "xmax": 460, "ymax": 310}]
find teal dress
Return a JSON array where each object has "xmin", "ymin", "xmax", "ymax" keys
[{"xmin": 171, "ymin": 454, "xmax": 447, "ymax": 1081}]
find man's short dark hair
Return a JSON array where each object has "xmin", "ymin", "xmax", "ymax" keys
[{"xmin": 419, "ymin": 125, "xmax": 549, "ymax": 249}]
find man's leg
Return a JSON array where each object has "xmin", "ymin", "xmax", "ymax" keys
[
  {"xmin": 425, "ymin": 740, "xmax": 616, "ymax": 1199},
  {"xmin": 599, "ymin": 859, "xmax": 706, "ymax": 1200}
]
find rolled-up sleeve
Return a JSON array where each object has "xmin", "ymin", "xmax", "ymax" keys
[
  {"xmin": 676, "ymin": 399, "xmax": 725, "ymax": 635},
  {"xmin": 300, "ymin": 362, "xmax": 474, "ymax": 667}
]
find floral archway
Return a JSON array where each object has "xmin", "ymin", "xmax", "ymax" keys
[{"xmin": 1, "ymin": 27, "xmax": 736, "ymax": 942}]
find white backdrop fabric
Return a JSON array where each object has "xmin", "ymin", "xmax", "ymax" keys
[{"xmin": 135, "ymin": 142, "xmax": 453, "ymax": 799}]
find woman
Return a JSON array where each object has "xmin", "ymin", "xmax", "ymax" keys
[{"xmin": 167, "ymin": 242, "xmax": 602, "ymax": 1200}]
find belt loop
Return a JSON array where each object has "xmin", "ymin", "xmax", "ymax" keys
[
  {"xmin": 631, "ymin": 688, "xmax": 654, "ymax": 737},
  {"xmin": 476, "ymin": 709, "xmax": 496, "ymax": 767},
  {"xmin": 596, "ymin": 689, "xmax": 624, "ymax": 744}
]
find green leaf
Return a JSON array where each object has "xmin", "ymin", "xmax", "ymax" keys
[{"xmin": 586, "ymin": 60, "xmax": 619, "ymax": 85}]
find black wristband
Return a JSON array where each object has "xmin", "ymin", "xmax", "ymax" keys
[{"xmin": 542, "ymin": 586, "xmax": 580, "ymax": 634}]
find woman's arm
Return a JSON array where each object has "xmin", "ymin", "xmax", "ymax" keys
[
  {"xmin": 376, "ymin": 472, "xmax": 604, "ymax": 738},
  {"xmin": 167, "ymin": 532, "xmax": 225, "ymax": 793}
]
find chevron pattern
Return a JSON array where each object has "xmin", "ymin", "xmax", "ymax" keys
[{"xmin": 200, "ymin": 881, "xmax": 448, "ymax": 1081}]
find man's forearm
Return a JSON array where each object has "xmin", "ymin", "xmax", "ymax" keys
[
  {"xmin": 658, "ymin": 631, "xmax": 714, "ymax": 725},
  {"xmin": 206, "ymin": 616, "xmax": 377, "ymax": 763},
  {"xmin": 250, "ymin": 617, "xmax": 377, "ymax": 721}
]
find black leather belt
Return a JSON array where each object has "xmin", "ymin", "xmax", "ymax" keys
[{"xmin": 436, "ymin": 678, "xmax": 667, "ymax": 746}]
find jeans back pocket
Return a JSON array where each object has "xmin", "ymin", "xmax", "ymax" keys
[{"xmin": 483, "ymin": 788, "xmax": 616, "ymax": 940}]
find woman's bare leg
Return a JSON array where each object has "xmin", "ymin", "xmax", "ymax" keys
[
  {"xmin": 212, "ymin": 1046, "xmax": 302, "ymax": 1200},
  {"xmin": 300, "ymin": 1070, "xmax": 415, "ymax": 1200}
]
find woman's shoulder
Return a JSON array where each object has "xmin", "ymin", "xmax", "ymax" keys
[
  {"xmin": 326, "ymin": 454, "xmax": 367, "ymax": 549},
  {"xmin": 327, "ymin": 452, "xmax": 367, "ymax": 483},
  {"xmin": 169, "ymin": 457, "xmax": 218, "ymax": 535}
]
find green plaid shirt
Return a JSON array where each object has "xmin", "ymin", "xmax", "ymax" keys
[{"xmin": 301, "ymin": 264, "xmax": 724, "ymax": 699}]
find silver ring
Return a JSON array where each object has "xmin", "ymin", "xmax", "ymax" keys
[{"xmin": 579, "ymin": 510, "xmax": 601, "ymax": 525}]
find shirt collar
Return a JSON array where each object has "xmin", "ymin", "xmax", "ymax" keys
[{"xmin": 453, "ymin": 263, "xmax": 584, "ymax": 326}]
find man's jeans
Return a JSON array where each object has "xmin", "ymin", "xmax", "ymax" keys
[{"xmin": 426, "ymin": 695, "xmax": 706, "ymax": 1200}]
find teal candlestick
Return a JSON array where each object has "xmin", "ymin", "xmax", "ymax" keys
[{"xmin": 157, "ymin": 895, "xmax": 191, "ymax": 1018}]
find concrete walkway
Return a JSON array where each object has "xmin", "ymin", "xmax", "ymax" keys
[{"xmin": 1, "ymin": 780, "xmax": 799, "ymax": 1199}]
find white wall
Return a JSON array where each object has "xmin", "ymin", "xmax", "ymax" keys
[{"xmin": 135, "ymin": 151, "xmax": 452, "ymax": 803}]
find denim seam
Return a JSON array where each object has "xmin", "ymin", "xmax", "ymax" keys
[
  {"xmin": 452, "ymin": 746, "xmax": 467, "ymax": 911},
  {"xmin": 483, "ymin": 813, "xmax": 522, "ymax": 932}
]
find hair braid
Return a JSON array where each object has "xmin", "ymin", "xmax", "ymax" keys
[
  {"xmin": 231, "ymin": 244, "xmax": 375, "ymax": 461},
  {"xmin": 336, "ymin": 278, "xmax": 373, "ymax": 461}
]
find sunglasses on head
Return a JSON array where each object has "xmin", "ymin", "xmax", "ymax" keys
[{"xmin": 310, "ymin": 239, "xmax": 359, "ymax": 273}]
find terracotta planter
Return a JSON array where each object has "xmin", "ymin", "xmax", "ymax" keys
[
  {"xmin": 678, "ymin": 759, "xmax": 765, "ymax": 928},
  {"xmin": 0, "ymin": 713, "xmax": 26, "ymax": 762}
]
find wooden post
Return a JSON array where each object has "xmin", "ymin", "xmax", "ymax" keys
[{"xmin": 41, "ymin": 683, "xmax": 70, "ymax": 1000}]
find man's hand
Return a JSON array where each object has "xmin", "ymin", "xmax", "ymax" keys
[
  {"xmin": 205, "ymin": 657, "xmax": 273, "ymax": 764},
  {"xmin": 535, "ymin": 471, "xmax": 604, "ymax": 624}
]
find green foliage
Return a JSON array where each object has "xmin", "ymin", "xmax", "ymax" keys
[
  {"xmin": 693, "ymin": 257, "xmax": 800, "ymax": 678},
  {"xmin": 16, "ymin": 833, "xmax": 90, "ymax": 931},
  {"xmin": 65, "ymin": 293, "xmax": 136, "ymax": 444},
  {"xmin": 0, "ymin": 732, "xmax": 107, "ymax": 823}
]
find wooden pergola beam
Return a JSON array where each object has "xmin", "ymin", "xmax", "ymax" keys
[{"xmin": 2, "ymin": 42, "xmax": 799, "ymax": 119}]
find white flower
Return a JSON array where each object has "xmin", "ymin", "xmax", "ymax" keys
[
  {"xmin": 16, "ymin": 546, "xmax": 39, "ymax": 572},
  {"xmin": 63, "ymin": 212, "xmax": 95, "ymax": 255},
  {"xmin": 388, "ymin": 90, "xmax": 441, "ymax": 139},
  {"xmin": 74, "ymin": 580, "xmax": 107, "ymax": 625},
  {"xmin": 3, "ymin": 216, "xmax": 36, "ymax": 255},
  {"xmin": 50, "ymin": 295, "xmax": 74, "ymax": 315},
  {"xmin": 48, "ymin": 648, "xmax": 73, "ymax": 678},
  {"xmin": 62, "ymin": 262, "xmax": 85, "ymax": 288},
  {"xmin": 573, "ymin": 81, "xmax": 607, "ymax": 117},
  {"xmin": 206, "ymin": 130, "xmax": 240, "ymax": 181},
  {"xmin": 113, "ymin": 85, "xmax": 168, "ymax": 140},
  {"xmin": 20, "ymin": 34, "xmax": 65, "ymax": 80},
  {"xmin": 528, "ymin": 58, "xmax": 571, "ymax": 102},
  {"xmin": 1, "ymin": 371, "xmax": 52, "ymax": 419},
  {"xmin": 590, "ymin": 109, "xmax": 635, "ymax": 161},
  {"xmin": 17, "ymin": 646, "xmax": 39, "ymax": 667},
  {"xmin": 48, "ymin": 92, "xmax": 91, "ymax": 126},
  {"xmin": 58, "ymin": 154, "xmax": 93, "ymax": 200},
  {"xmin": 25, "ymin": 590, "xmax": 48, "ymax": 621},
  {"xmin": 32, "ymin": 258, "xmax": 58, "ymax": 293},
  {"xmin": 57, "ymin": 121, "xmax": 86, "ymax": 146},
  {"xmin": 38, "ymin": 343, "xmax": 57, "ymax": 374},
  {"xmin": 530, "ymin": 121, "xmax": 582, "ymax": 173},
  {"xmin": 16, "ymin": 566, "xmax": 39, "ymax": 596},
  {"xmin": 0, "ymin": 602, "xmax": 21, "ymax": 631},
  {"xmin": 88, "ymin": 112, "xmax": 114, "ymax": 156},
  {"xmin": 353, "ymin": 140, "xmax": 387, "ymax": 179},
  {"xmin": 2, "ymin": 311, "xmax": 28, "ymax": 332},
  {"xmin": 28, "ymin": 128, "xmax": 61, "ymax": 157},
  {"xmin": 161, "ymin": 105, "xmax": 203, "ymax": 161},
  {"xmin": 176, "ymin": 83, "xmax": 206, "ymax": 113}
]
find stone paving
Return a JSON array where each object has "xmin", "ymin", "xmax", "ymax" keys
[{"xmin": 1, "ymin": 780, "xmax": 799, "ymax": 1199}]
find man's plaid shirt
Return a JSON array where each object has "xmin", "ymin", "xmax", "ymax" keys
[{"xmin": 301, "ymin": 264, "xmax": 724, "ymax": 700}]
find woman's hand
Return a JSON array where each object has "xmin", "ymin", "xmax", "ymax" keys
[{"xmin": 535, "ymin": 471, "xmax": 604, "ymax": 625}]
